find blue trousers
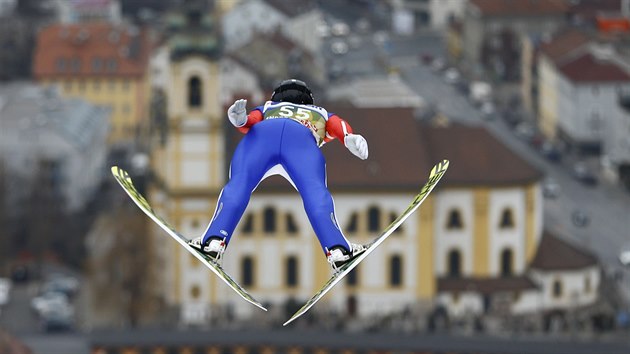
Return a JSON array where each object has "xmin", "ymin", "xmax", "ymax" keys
[{"xmin": 202, "ymin": 118, "xmax": 351, "ymax": 254}]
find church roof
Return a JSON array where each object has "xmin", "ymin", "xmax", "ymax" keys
[{"xmin": 530, "ymin": 231, "xmax": 599, "ymax": 271}]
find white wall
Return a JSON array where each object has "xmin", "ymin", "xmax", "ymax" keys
[{"xmin": 530, "ymin": 266, "xmax": 600, "ymax": 310}]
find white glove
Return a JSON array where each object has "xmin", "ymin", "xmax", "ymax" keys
[
  {"xmin": 344, "ymin": 134, "xmax": 369, "ymax": 160},
  {"xmin": 227, "ymin": 99, "xmax": 247, "ymax": 127}
]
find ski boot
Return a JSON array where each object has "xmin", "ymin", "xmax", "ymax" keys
[
  {"xmin": 188, "ymin": 236, "xmax": 226, "ymax": 263},
  {"xmin": 326, "ymin": 243, "xmax": 367, "ymax": 272}
]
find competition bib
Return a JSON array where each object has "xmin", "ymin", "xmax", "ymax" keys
[{"xmin": 263, "ymin": 101, "xmax": 328, "ymax": 146}]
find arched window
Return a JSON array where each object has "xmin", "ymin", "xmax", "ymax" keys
[
  {"xmin": 286, "ymin": 213, "xmax": 298, "ymax": 234},
  {"xmin": 242, "ymin": 256, "xmax": 254, "ymax": 287},
  {"xmin": 346, "ymin": 267, "xmax": 358, "ymax": 286},
  {"xmin": 263, "ymin": 206, "xmax": 276, "ymax": 233},
  {"xmin": 389, "ymin": 255, "xmax": 403, "ymax": 286},
  {"xmin": 390, "ymin": 212, "xmax": 403, "ymax": 234},
  {"xmin": 499, "ymin": 208, "xmax": 515, "ymax": 229},
  {"xmin": 286, "ymin": 256, "xmax": 298, "ymax": 287},
  {"xmin": 447, "ymin": 209, "xmax": 463, "ymax": 229},
  {"xmin": 242, "ymin": 213, "xmax": 254, "ymax": 234},
  {"xmin": 188, "ymin": 76, "xmax": 202, "ymax": 108},
  {"xmin": 500, "ymin": 248, "xmax": 513, "ymax": 277},
  {"xmin": 368, "ymin": 206, "xmax": 380, "ymax": 232},
  {"xmin": 552, "ymin": 279, "xmax": 563, "ymax": 298},
  {"xmin": 346, "ymin": 212, "xmax": 358, "ymax": 233},
  {"xmin": 447, "ymin": 249, "xmax": 462, "ymax": 278}
]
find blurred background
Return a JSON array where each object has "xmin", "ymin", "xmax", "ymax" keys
[{"xmin": 1, "ymin": 0, "xmax": 630, "ymax": 353}]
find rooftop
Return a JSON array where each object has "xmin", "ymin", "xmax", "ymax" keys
[
  {"xmin": 558, "ymin": 50, "xmax": 630, "ymax": 83},
  {"xmin": 32, "ymin": 23, "xmax": 152, "ymax": 79},
  {"xmin": 530, "ymin": 231, "xmax": 599, "ymax": 271}
]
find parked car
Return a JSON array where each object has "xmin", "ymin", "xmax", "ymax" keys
[
  {"xmin": 41, "ymin": 305, "xmax": 74, "ymax": 332},
  {"xmin": 330, "ymin": 39, "xmax": 349, "ymax": 55},
  {"xmin": 541, "ymin": 141, "xmax": 562, "ymax": 163},
  {"xmin": 443, "ymin": 68, "xmax": 461, "ymax": 84},
  {"xmin": 572, "ymin": 162, "xmax": 598, "ymax": 186},
  {"xmin": 572, "ymin": 209, "xmax": 590, "ymax": 228},
  {"xmin": 31, "ymin": 291, "xmax": 69, "ymax": 316},
  {"xmin": 542, "ymin": 178, "xmax": 560, "ymax": 199}
]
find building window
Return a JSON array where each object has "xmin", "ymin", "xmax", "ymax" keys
[
  {"xmin": 71, "ymin": 58, "xmax": 81, "ymax": 72},
  {"xmin": 108, "ymin": 80, "xmax": 116, "ymax": 91},
  {"xmin": 93, "ymin": 80, "xmax": 100, "ymax": 91},
  {"xmin": 56, "ymin": 57, "xmax": 66, "ymax": 72},
  {"xmin": 286, "ymin": 256, "xmax": 298, "ymax": 287},
  {"xmin": 368, "ymin": 206, "xmax": 380, "ymax": 232},
  {"xmin": 123, "ymin": 80, "xmax": 130, "ymax": 91},
  {"xmin": 190, "ymin": 285, "xmax": 201, "ymax": 299},
  {"xmin": 389, "ymin": 255, "xmax": 403, "ymax": 286},
  {"xmin": 346, "ymin": 212, "xmax": 358, "ymax": 233},
  {"xmin": 500, "ymin": 248, "xmax": 513, "ymax": 277},
  {"xmin": 92, "ymin": 57, "xmax": 102, "ymax": 72},
  {"xmin": 188, "ymin": 76, "xmax": 203, "ymax": 108},
  {"xmin": 242, "ymin": 213, "xmax": 254, "ymax": 234},
  {"xmin": 390, "ymin": 212, "xmax": 403, "ymax": 234},
  {"xmin": 242, "ymin": 256, "xmax": 254, "ymax": 287},
  {"xmin": 346, "ymin": 267, "xmax": 358, "ymax": 286},
  {"xmin": 499, "ymin": 208, "xmax": 515, "ymax": 229},
  {"xmin": 263, "ymin": 207, "xmax": 276, "ymax": 233},
  {"xmin": 552, "ymin": 279, "xmax": 562, "ymax": 298},
  {"xmin": 64, "ymin": 80, "xmax": 72, "ymax": 91},
  {"xmin": 446, "ymin": 209, "xmax": 463, "ymax": 229},
  {"xmin": 286, "ymin": 213, "xmax": 298, "ymax": 234},
  {"xmin": 107, "ymin": 58, "xmax": 118, "ymax": 72},
  {"xmin": 447, "ymin": 249, "xmax": 462, "ymax": 278}
]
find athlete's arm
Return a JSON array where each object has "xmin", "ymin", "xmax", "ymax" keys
[
  {"xmin": 236, "ymin": 107, "xmax": 264, "ymax": 134},
  {"xmin": 324, "ymin": 114, "xmax": 353, "ymax": 143},
  {"xmin": 325, "ymin": 113, "xmax": 368, "ymax": 160}
]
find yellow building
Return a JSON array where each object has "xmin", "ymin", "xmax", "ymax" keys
[{"xmin": 33, "ymin": 22, "xmax": 153, "ymax": 144}]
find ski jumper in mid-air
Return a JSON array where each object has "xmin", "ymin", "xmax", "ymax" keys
[{"xmin": 190, "ymin": 79, "xmax": 369, "ymax": 270}]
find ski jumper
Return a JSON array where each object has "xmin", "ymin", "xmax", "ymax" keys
[{"xmin": 202, "ymin": 101, "xmax": 353, "ymax": 254}]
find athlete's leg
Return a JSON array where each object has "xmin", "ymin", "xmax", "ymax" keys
[
  {"xmin": 279, "ymin": 121, "xmax": 351, "ymax": 254},
  {"xmin": 202, "ymin": 120, "xmax": 281, "ymax": 245}
]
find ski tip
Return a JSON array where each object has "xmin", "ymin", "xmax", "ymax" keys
[{"xmin": 430, "ymin": 159, "xmax": 450, "ymax": 176}]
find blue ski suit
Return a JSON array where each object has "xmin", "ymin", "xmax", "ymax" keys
[{"xmin": 201, "ymin": 100, "xmax": 356, "ymax": 255}]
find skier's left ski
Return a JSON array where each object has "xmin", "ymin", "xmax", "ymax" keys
[
  {"xmin": 283, "ymin": 159, "xmax": 449, "ymax": 326},
  {"xmin": 111, "ymin": 166, "xmax": 267, "ymax": 312}
]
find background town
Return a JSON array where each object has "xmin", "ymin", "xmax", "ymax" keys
[{"xmin": 1, "ymin": 0, "xmax": 630, "ymax": 353}]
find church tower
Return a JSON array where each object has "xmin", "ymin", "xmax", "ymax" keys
[{"xmin": 150, "ymin": 0, "xmax": 226, "ymax": 324}]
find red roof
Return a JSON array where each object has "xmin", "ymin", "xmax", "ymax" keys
[
  {"xmin": 33, "ymin": 23, "xmax": 152, "ymax": 79},
  {"xmin": 539, "ymin": 29, "xmax": 591, "ymax": 64},
  {"xmin": 559, "ymin": 52, "xmax": 630, "ymax": 82},
  {"xmin": 470, "ymin": 0, "xmax": 568, "ymax": 17}
]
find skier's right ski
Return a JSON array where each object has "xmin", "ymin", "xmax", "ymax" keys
[{"xmin": 111, "ymin": 166, "xmax": 267, "ymax": 312}]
